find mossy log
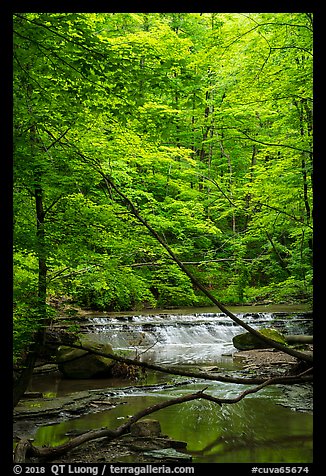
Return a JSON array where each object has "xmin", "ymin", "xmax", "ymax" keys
[{"xmin": 285, "ymin": 335, "xmax": 313, "ymax": 344}]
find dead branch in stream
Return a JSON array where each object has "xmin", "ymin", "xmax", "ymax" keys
[
  {"xmin": 48, "ymin": 339, "xmax": 313, "ymax": 386},
  {"xmin": 14, "ymin": 369, "xmax": 311, "ymax": 463}
]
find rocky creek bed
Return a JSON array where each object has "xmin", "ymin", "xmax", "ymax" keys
[{"xmin": 13, "ymin": 348, "xmax": 313, "ymax": 463}]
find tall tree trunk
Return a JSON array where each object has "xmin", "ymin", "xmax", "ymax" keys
[
  {"xmin": 13, "ymin": 126, "xmax": 48, "ymax": 407},
  {"xmin": 191, "ymin": 93, "xmax": 197, "ymax": 154},
  {"xmin": 265, "ymin": 231, "xmax": 291, "ymax": 276},
  {"xmin": 293, "ymin": 98, "xmax": 312, "ymax": 227},
  {"xmin": 218, "ymin": 129, "xmax": 236, "ymax": 232},
  {"xmin": 13, "ymin": 351, "xmax": 38, "ymax": 407},
  {"xmin": 244, "ymin": 144, "xmax": 257, "ymax": 229},
  {"xmin": 199, "ymin": 104, "xmax": 210, "ymax": 162},
  {"xmin": 174, "ymin": 75, "xmax": 181, "ymax": 148}
]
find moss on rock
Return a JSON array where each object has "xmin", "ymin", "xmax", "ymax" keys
[
  {"xmin": 232, "ymin": 328, "xmax": 287, "ymax": 351},
  {"xmin": 57, "ymin": 337, "xmax": 115, "ymax": 379}
]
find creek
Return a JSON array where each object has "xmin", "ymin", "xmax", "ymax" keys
[{"xmin": 17, "ymin": 305, "xmax": 313, "ymax": 463}]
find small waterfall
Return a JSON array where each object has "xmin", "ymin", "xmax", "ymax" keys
[{"xmin": 84, "ymin": 312, "xmax": 282, "ymax": 365}]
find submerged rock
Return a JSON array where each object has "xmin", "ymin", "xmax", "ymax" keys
[
  {"xmin": 57, "ymin": 337, "xmax": 115, "ymax": 379},
  {"xmin": 130, "ymin": 419, "xmax": 162, "ymax": 437}
]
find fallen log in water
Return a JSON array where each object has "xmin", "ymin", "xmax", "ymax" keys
[{"xmin": 285, "ymin": 335, "xmax": 313, "ymax": 344}]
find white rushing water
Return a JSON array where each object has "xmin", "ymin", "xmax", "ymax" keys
[
  {"xmin": 24, "ymin": 309, "xmax": 312, "ymax": 464},
  {"xmin": 85, "ymin": 312, "xmax": 277, "ymax": 365}
]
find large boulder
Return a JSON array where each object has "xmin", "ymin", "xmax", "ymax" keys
[
  {"xmin": 232, "ymin": 328, "xmax": 287, "ymax": 351},
  {"xmin": 57, "ymin": 337, "xmax": 115, "ymax": 379}
]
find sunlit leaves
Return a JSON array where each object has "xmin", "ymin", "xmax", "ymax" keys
[{"xmin": 13, "ymin": 11, "xmax": 313, "ymax": 343}]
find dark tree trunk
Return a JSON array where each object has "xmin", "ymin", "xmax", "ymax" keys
[
  {"xmin": 13, "ymin": 126, "xmax": 48, "ymax": 407},
  {"xmin": 13, "ymin": 351, "xmax": 38, "ymax": 408}
]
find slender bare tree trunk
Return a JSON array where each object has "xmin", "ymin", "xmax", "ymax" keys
[{"xmin": 90, "ymin": 166, "xmax": 312, "ymax": 364}]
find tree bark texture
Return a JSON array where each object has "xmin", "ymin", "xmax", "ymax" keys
[{"xmin": 13, "ymin": 126, "xmax": 49, "ymax": 407}]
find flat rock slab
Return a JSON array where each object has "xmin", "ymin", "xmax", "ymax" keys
[
  {"xmin": 143, "ymin": 448, "xmax": 192, "ymax": 462},
  {"xmin": 13, "ymin": 390, "xmax": 126, "ymax": 421},
  {"xmin": 233, "ymin": 349, "xmax": 297, "ymax": 366},
  {"xmin": 32, "ymin": 432, "xmax": 191, "ymax": 463}
]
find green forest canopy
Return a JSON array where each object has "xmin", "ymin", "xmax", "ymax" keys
[{"xmin": 13, "ymin": 12, "xmax": 313, "ymax": 360}]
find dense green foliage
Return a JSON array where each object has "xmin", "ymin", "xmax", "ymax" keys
[{"xmin": 13, "ymin": 13, "xmax": 313, "ymax": 361}]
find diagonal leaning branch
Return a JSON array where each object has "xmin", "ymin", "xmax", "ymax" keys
[
  {"xmin": 51, "ymin": 340, "xmax": 313, "ymax": 386},
  {"xmin": 96, "ymin": 168, "xmax": 312, "ymax": 364},
  {"xmin": 63, "ymin": 146, "xmax": 312, "ymax": 364}
]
